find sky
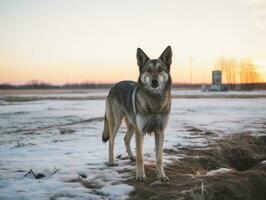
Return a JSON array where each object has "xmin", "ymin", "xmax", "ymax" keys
[{"xmin": 0, "ymin": 0, "xmax": 266, "ymax": 84}]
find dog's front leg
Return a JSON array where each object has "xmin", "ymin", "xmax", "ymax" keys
[
  {"xmin": 155, "ymin": 131, "xmax": 169, "ymax": 181},
  {"xmin": 135, "ymin": 130, "xmax": 146, "ymax": 181}
]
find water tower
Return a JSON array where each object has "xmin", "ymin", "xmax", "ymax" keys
[{"xmin": 210, "ymin": 70, "xmax": 226, "ymax": 91}]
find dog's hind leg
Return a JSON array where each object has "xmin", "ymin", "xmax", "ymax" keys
[
  {"xmin": 124, "ymin": 117, "xmax": 135, "ymax": 161},
  {"xmin": 108, "ymin": 98, "xmax": 124, "ymax": 166}
]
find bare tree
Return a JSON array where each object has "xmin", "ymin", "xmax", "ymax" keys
[
  {"xmin": 216, "ymin": 57, "xmax": 238, "ymax": 89},
  {"xmin": 239, "ymin": 59, "xmax": 261, "ymax": 90},
  {"xmin": 216, "ymin": 57, "xmax": 262, "ymax": 90}
]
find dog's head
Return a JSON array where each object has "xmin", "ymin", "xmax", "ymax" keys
[{"xmin": 136, "ymin": 46, "xmax": 172, "ymax": 94}]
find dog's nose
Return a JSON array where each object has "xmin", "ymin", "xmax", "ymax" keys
[{"xmin": 151, "ymin": 79, "xmax": 159, "ymax": 88}]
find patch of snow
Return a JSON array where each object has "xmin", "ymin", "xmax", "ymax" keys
[
  {"xmin": 206, "ymin": 168, "xmax": 233, "ymax": 176},
  {"xmin": 260, "ymin": 160, "xmax": 266, "ymax": 164},
  {"xmin": 99, "ymin": 184, "xmax": 134, "ymax": 200}
]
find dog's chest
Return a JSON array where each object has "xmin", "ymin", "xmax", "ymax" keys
[
  {"xmin": 136, "ymin": 92, "xmax": 168, "ymax": 113},
  {"xmin": 135, "ymin": 94, "xmax": 170, "ymax": 133},
  {"xmin": 136, "ymin": 113, "xmax": 167, "ymax": 133}
]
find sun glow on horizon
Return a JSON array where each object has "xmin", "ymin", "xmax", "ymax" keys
[{"xmin": 1, "ymin": 0, "xmax": 266, "ymax": 85}]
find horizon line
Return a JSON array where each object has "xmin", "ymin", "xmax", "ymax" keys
[{"xmin": 1, "ymin": 81, "xmax": 266, "ymax": 86}]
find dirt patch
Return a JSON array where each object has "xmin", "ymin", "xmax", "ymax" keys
[
  {"xmin": 11, "ymin": 141, "xmax": 36, "ymax": 148},
  {"xmin": 185, "ymin": 126, "xmax": 218, "ymax": 137},
  {"xmin": 186, "ymin": 127, "xmax": 203, "ymax": 133},
  {"xmin": 201, "ymin": 167, "xmax": 266, "ymax": 200},
  {"xmin": 59, "ymin": 128, "xmax": 75, "ymax": 134},
  {"xmin": 124, "ymin": 134, "xmax": 266, "ymax": 200},
  {"xmin": 68, "ymin": 177, "xmax": 102, "ymax": 190}
]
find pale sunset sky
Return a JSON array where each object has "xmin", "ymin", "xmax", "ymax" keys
[{"xmin": 0, "ymin": 0, "xmax": 266, "ymax": 84}]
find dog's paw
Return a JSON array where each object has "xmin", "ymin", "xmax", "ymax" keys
[
  {"xmin": 157, "ymin": 174, "xmax": 169, "ymax": 181},
  {"xmin": 136, "ymin": 174, "xmax": 147, "ymax": 181},
  {"xmin": 108, "ymin": 161, "xmax": 117, "ymax": 167},
  {"xmin": 130, "ymin": 156, "xmax": 136, "ymax": 162}
]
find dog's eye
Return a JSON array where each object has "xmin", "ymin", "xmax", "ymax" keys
[
  {"xmin": 158, "ymin": 68, "xmax": 163, "ymax": 72},
  {"xmin": 146, "ymin": 68, "xmax": 152, "ymax": 73}
]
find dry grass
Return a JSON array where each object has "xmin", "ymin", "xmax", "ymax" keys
[{"xmin": 124, "ymin": 134, "xmax": 266, "ymax": 200}]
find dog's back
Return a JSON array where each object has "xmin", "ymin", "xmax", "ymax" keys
[
  {"xmin": 102, "ymin": 81, "xmax": 136, "ymax": 142},
  {"xmin": 108, "ymin": 81, "xmax": 136, "ymax": 117}
]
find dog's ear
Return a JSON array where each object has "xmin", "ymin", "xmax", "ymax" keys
[
  {"xmin": 159, "ymin": 46, "xmax": 172, "ymax": 67},
  {"xmin": 137, "ymin": 48, "xmax": 149, "ymax": 68}
]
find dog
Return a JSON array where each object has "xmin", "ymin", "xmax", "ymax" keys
[{"xmin": 102, "ymin": 46, "xmax": 172, "ymax": 181}]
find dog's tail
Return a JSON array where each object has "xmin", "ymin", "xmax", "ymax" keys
[{"xmin": 102, "ymin": 114, "xmax": 110, "ymax": 143}]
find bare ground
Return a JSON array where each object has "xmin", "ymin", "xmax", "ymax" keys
[
  {"xmin": 1, "ymin": 89, "xmax": 266, "ymax": 102},
  {"xmin": 123, "ymin": 133, "xmax": 266, "ymax": 200}
]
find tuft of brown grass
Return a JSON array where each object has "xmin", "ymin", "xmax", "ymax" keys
[{"xmin": 124, "ymin": 134, "xmax": 266, "ymax": 200}]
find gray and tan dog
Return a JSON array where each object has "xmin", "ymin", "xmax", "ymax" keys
[{"xmin": 102, "ymin": 46, "xmax": 172, "ymax": 181}]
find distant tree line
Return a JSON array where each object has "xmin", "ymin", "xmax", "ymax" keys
[
  {"xmin": 0, "ymin": 80, "xmax": 114, "ymax": 89},
  {"xmin": 216, "ymin": 58, "xmax": 264, "ymax": 90},
  {"xmin": 1, "ymin": 80, "xmax": 266, "ymax": 90}
]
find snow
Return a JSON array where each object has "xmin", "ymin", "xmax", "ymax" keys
[
  {"xmin": 99, "ymin": 184, "xmax": 134, "ymax": 200},
  {"xmin": 260, "ymin": 160, "xmax": 266, "ymax": 164},
  {"xmin": 0, "ymin": 90, "xmax": 266, "ymax": 199},
  {"xmin": 206, "ymin": 168, "xmax": 234, "ymax": 176}
]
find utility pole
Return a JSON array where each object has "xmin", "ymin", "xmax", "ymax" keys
[{"xmin": 190, "ymin": 57, "xmax": 193, "ymax": 87}]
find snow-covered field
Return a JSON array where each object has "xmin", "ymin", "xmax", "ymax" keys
[{"xmin": 1, "ymin": 90, "xmax": 266, "ymax": 200}]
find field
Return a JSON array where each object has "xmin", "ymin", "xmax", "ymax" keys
[{"xmin": 1, "ymin": 89, "xmax": 266, "ymax": 200}]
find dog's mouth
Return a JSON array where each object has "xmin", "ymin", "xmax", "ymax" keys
[{"xmin": 148, "ymin": 80, "xmax": 162, "ymax": 94}]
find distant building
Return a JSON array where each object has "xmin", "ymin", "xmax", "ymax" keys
[
  {"xmin": 209, "ymin": 70, "xmax": 227, "ymax": 91},
  {"xmin": 212, "ymin": 70, "xmax": 222, "ymax": 85}
]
